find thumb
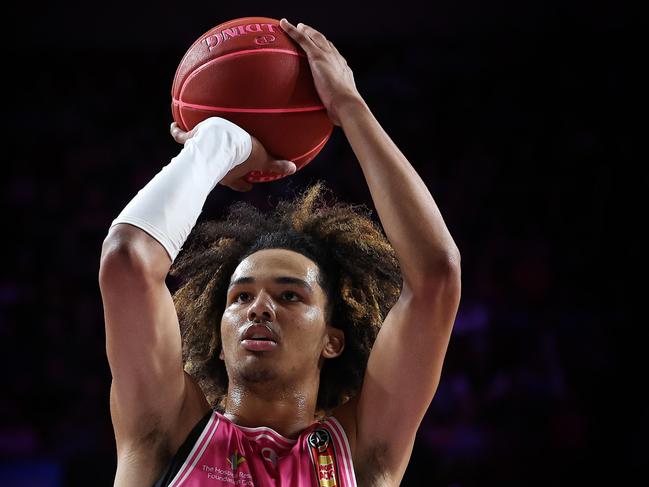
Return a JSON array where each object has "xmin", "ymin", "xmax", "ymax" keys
[{"xmin": 270, "ymin": 160, "xmax": 297, "ymax": 175}]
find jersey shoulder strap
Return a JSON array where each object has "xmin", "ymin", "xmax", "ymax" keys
[{"xmin": 151, "ymin": 409, "xmax": 213, "ymax": 487}]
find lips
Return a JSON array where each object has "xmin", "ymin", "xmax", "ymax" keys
[{"xmin": 241, "ymin": 324, "xmax": 280, "ymax": 343}]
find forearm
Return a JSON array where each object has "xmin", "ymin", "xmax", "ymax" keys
[
  {"xmin": 339, "ymin": 97, "xmax": 460, "ymax": 287},
  {"xmin": 106, "ymin": 118, "xmax": 252, "ymax": 274}
]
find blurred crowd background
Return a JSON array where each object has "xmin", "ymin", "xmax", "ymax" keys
[{"xmin": 2, "ymin": 1, "xmax": 639, "ymax": 485}]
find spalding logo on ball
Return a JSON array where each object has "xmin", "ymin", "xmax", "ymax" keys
[{"xmin": 171, "ymin": 17, "xmax": 333, "ymax": 183}]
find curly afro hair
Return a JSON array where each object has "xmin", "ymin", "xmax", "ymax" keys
[{"xmin": 169, "ymin": 181, "xmax": 403, "ymax": 418}]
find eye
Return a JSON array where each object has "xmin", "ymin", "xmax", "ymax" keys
[
  {"xmin": 282, "ymin": 291, "xmax": 301, "ymax": 301},
  {"xmin": 234, "ymin": 292, "xmax": 250, "ymax": 303}
]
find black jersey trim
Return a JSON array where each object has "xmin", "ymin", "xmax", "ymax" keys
[{"xmin": 151, "ymin": 409, "xmax": 213, "ymax": 487}]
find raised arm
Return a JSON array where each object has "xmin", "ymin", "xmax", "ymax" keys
[
  {"xmin": 281, "ymin": 19, "xmax": 461, "ymax": 484},
  {"xmin": 336, "ymin": 96, "xmax": 461, "ymax": 482},
  {"xmin": 100, "ymin": 223, "xmax": 195, "ymax": 485},
  {"xmin": 100, "ymin": 117, "xmax": 296, "ymax": 485}
]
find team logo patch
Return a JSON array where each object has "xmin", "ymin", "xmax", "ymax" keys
[
  {"xmin": 227, "ymin": 448, "xmax": 246, "ymax": 472},
  {"xmin": 308, "ymin": 428, "xmax": 338, "ymax": 487},
  {"xmin": 261, "ymin": 446, "xmax": 278, "ymax": 466},
  {"xmin": 309, "ymin": 429, "xmax": 331, "ymax": 451}
]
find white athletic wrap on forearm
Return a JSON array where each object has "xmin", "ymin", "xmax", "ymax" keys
[{"xmin": 109, "ymin": 117, "xmax": 252, "ymax": 263}]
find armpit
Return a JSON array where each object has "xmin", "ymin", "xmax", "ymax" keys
[{"xmin": 354, "ymin": 443, "xmax": 396, "ymax": 487}]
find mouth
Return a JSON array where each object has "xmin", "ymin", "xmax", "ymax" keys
[
  {"xmin": 241, "ymin": 339, "xmax": 279, "ymax": 352},
  {"xmin": 241, "ymin": 324, "xmax": 280, "ymax": 344}
]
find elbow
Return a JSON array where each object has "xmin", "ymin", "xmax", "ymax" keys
[
  {"xmin": 405, "ymin": 250, "xmax": 461, "ymax": 296},
  {"xmin": 99, "ymin": 224, "xmax": 171, "ymax": 282},
  {"xmin": 99, "ymin": 241, "xmax": 151, "ymax": 287},
  {"xmin": 101, "ymin": 224, "xmax": 138, "ymax": 262},
  {"xmin": 442, "ymin": 247, "xmax": 461, "ymax": 270},
  {"xmin": 425, "ymin": 248, "xmax": 462, "ymax": 280},
  {"xmin": 100, "ymin": 225, "xmax": 144, "ymax": 269}
]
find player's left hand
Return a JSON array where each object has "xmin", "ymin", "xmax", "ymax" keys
[{"xmin": 279, "ymin": 19, "xmax": 364, "ymax": 127}]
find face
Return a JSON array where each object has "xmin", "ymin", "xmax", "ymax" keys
[{"xmin": 220, "ymin": 248, "xmax": 344, "ymax": 388}]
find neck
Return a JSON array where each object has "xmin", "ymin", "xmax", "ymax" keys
[{"xmin": 223, "ymin": 379, "xmax": 320, "ymax": 439}]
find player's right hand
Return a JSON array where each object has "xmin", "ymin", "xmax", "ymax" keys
[{"xmin": 170, "ymin": 121, "xmax": 296, "ymax": 192}]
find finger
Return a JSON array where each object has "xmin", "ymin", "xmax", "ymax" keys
[
  {"xmin": 327, "ymin": 40, "xmax": 347, "ymax": 65},
  {"xmin": 269, "ymin": 160, "xmax": 297, "ymax": 175},
  {"xmin": 280, "ymin": 19, "xmax": 317, "ymax": 53},
  {"xmin": 170, "ymin": 122, "xmax": 186, "ymax": 144},
  {"xmin": 328, "ymin": 40, "xmax": 341, "ymax": 56},
  {"xmin": 297, "ymin": 23, "xmax": 330, "ymax": 50}
]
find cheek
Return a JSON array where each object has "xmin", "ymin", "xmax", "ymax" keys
[
  {"xmin": 290, "ymin": 307, "xmax": 326, "ymax": 346},
  {"xmin": 219, "ymin": 312, "xmax": 236, "ymax": 343},
  {"xmin": 301, "ymin": 305, "xmax": 323, "ymax": 324}
]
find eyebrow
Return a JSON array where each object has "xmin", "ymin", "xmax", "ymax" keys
[{"xmin": 227, "ymin": 276, "xmax": 314, "ymax": 294}]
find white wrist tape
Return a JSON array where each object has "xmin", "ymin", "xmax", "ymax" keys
[{"xmin": 109, "ymin": 117, "xmax": 252, "ymax": 263}]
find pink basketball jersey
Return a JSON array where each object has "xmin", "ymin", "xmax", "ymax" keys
[{"xmin": 161, "ymin": 409, "xmax": 357, "ymax": 486}]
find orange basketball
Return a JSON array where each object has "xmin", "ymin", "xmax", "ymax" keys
[{"xmin": 171, "ymin": 17, "xmax": 333, "ymax": 183}]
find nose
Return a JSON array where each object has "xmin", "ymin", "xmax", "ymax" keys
[{"xmin": 247, "ymin": 290, "xmax": 276, "ymax": 323}]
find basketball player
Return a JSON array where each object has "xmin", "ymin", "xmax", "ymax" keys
[{"xmin": 99, "ymin": 19, "xmax": 461, "ymax": 486}]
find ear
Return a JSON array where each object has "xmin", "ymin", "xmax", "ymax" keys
[
  {"xmin": 219, "ymin": 347, "xmax": 224, "ymax": 361},
  {"xmin": 322, "ymin": 326, "xmax": 345, "ymax": 359}
]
